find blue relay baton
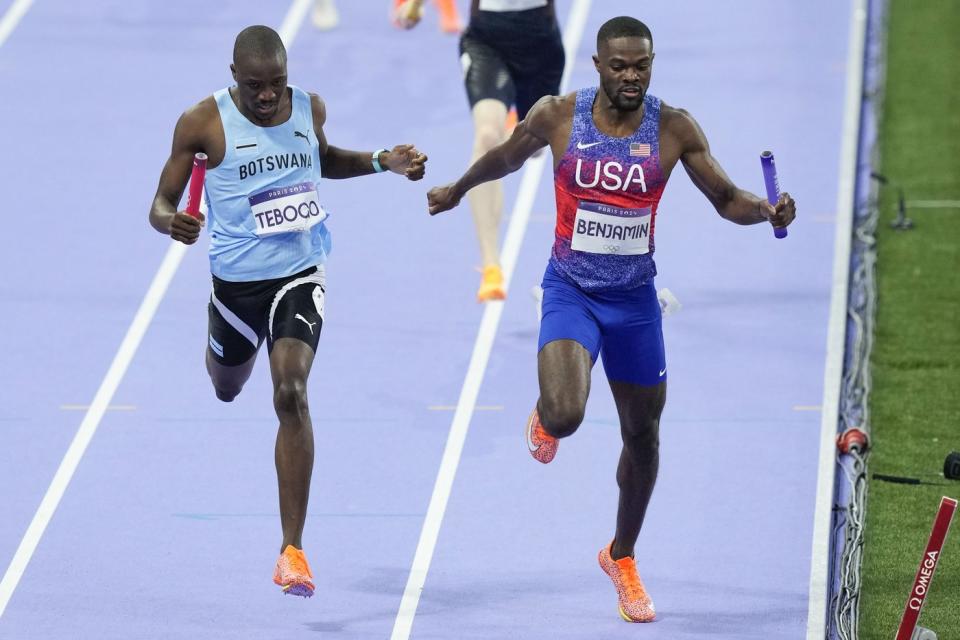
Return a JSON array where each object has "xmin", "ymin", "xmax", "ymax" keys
[{"xmin": 760, "ymin": 151, "xmax": 787, "ymax": 239}]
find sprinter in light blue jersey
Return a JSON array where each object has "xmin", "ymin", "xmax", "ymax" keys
[{"xmin": 149, "ymin": 25, "xmax": 427, "ymax": 599}]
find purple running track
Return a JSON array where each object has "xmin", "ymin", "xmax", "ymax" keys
[{"xmin": 0, "ymin": 1, "xmax": 852, "ymax": 638}]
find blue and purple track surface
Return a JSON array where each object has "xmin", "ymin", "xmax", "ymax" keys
[{"xmin": 0, "ymin": 1, "xmax": 855, "ymax": 638}]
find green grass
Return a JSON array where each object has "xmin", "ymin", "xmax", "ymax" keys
[{"xmin": 858, "ymin": 0, "xmax": 960, "ymax": 637}]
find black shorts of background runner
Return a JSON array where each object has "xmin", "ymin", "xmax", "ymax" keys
[
  {"xmin": 459, "ymin": 4, "xmax": 565, "ymax": 120},
  {"xmin": 207, "ymin": 265, "xmax": 326, "ymax": 366}
]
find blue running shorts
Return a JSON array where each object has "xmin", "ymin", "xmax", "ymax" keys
[{"xmin": 538, "ymin": 263, "xmax": 666, "ymax": 386}]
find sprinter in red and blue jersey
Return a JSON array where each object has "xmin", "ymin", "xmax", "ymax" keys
[{"xmin": 427, "ymin": 16, "xmax": 795, "ymax": 623}]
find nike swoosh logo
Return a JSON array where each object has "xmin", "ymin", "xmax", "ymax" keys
[
  {"xmin": 525, "ymin": 414, "xmax": 540, "ymax": 453},
  {"xmin": 659, "ymin": 368, "xmax": 667, "ymax": 377},
  {"xmin": 576, "ymin": 141, "xmax": 602, "ymax": 150}
]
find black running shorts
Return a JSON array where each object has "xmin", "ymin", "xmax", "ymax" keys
[
  {"xmin": 207, "ymin": 265, "xmax": 326, "ymax": 366},
  {"xmin": 459, "ymin": 5, "xmax": 565, "ymax": 120}
]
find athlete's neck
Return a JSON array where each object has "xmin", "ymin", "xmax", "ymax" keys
[{"xmin": 592, "ymin": 91, "xmax": 645, "ymax": 139}]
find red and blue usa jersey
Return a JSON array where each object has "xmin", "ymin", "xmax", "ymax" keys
[{"xmin": 550, "ymin": 88, "xmax": 667, "ymax": 291}]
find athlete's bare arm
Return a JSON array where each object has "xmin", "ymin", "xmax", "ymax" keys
[
  {"xmin": 149, "ymin": 98, "xmax": 224, "ymax": 245},
  {"xmin": 427, "ymin": 94, "xmax": 573, "ymax": 215},
  {"xmin": 661, "ymin": 105, "xmax": 795, "ymax": 229},
  {"xmin": 309, "ymin": 94, "xmax": 427, "ymax": 181}
]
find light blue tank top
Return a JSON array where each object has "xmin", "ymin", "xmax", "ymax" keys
[{"xmin": 205, "ymin": 85, "xmax": 331, "ymax": 282}]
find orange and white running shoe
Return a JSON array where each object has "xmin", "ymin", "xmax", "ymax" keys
[
  {"xmin": 598, "ymin": 542, "xmax": 655, "ymax": 622},
  {"xmin": 477, "ymin": 265, "xmax": 506, "ymax": 302},
  {"xmin": 273, "ymin": 545, "xmax": 315, "ymax": 598},
  {"xmin": 525, "ymin": 407, "xmax": 557, "ymax": 464}
]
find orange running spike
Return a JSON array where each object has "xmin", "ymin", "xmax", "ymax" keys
[
  {"xmin": 525, "ymin": 407, "xmax": 558, "ymax": 463},
  {"xmin": 273, "ymin": 545, "xmax": 315, "ymax": 598},
  {"xmin": 477, "ymin": 264, "xmax": 506, "ymax": 302},
  {"xmin": 598, "ymin": 543, "xmax": 655, "ymax": 622}
]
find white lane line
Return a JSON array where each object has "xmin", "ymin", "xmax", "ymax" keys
[
  {"xmin": 0, "ymin": 0, "xmax": 34, "ymax": 49},
  {"xmin": 278, "ymin": 0, "xmax": 311, "ymax": 41},
  {"xmin": 805, "ymin": 0, "xmax": 868, "ymax": 637},
  {"xmin": 389, "ymin": 2, "xmax": 592, "ymax": 639},
  {"xmin": 0, "ymin": 243, "xmax": 188, "ymax": 618},
  {"xmin": 0, "ymin": 2, "xmax": 310, "ymax": 619},
  {"xmin": 59, "ymin": 404, "xmax": 138, "ymax": 412}
]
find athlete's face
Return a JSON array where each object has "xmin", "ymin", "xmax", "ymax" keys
[
  {"xmin": 231, "ymin": 53, "xmax": 288, "ymax": 123},
  {"xmin": 594, "ymin": 37, "xmax": 654, "ymax": 112}
]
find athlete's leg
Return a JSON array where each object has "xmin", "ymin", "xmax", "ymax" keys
[
  {"xmin": 206, "ymin": 350, "xmax": 257, "ymax": 402},
  {"xmin": 536, "ymin": 339, "xmax": 592, "ymax": 438},
  {"xmin": 595, "ymin": 282, "xmax": 667, "ymax": 561},
  {"xmin": 460, "ymin": 30, "xmax": 514, "ymax": 300},
  {"xmin": 531, "ymin": 266, "xmax": 602, "ymax": 457},
  {"xmin": 264, "ymin": 271, "xmax": 325, "ymax": 553},
  {"xmin": 264, "ymin": 271, "xmax": 325, "ymax": 597},
  {"xmin": 206, "ymin": 289, "xmax": 263, "ymax": 402},
  {"xmin": 608, "ymin": 380, "xmax": 666, "ymax": 560},
  {"xmin": 270, "ymin": 337, "xmax": 316, "ymax": 552},
  {"xmin": 468, "ymin": 98, "xmax": 509, "ymax": 269}
]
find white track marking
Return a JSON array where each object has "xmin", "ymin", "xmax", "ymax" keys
[
  {"xmin": 0, "ymin": 2, "xmax": 310, "ymax": 618},
  {"xmin": 389, "ymin": 2, "xmax": 592, "ymax": 639},
  {"xmin": 0, "ymin": 0, "xmax": 34, "ymax": 49},
  {"xmin": 805, "ymin": 0, "xmax": 868, "ymax": 636}
]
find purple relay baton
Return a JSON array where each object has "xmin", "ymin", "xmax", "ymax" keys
[{"xmin": 760, "ymin": 151, "xmax": 788, "ymax": 239}]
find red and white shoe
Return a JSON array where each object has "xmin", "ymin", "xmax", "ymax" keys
[{"xmin": 525, "ymin": 407, "xmax": 557, "ymax": 464}]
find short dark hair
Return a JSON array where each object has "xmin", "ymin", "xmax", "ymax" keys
[
  {"xmin": 233, "ymin": 25, "xmax": 286, "ymax": 65},
  {"xmin": 597, "ymin": 16, "xmax": 652, "ymax": 50}
]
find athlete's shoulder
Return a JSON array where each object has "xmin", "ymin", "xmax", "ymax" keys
[
  {"xmin": 659, "ymin": 101, "xmax": 704, "ymax": 146},
  {"xmin": 526, "ymin": 92, "xmax": 576, "ymax": 125},
  {"xmin": 520, "ymin": 92, "xmax": 573, "ymax": 143},
  {"xmin": 178, "ymin": 95, "xmax": 219, "ymax": 129},
  {"xmin": 305, "ymin": 91, "xmax": 327, "ymax": 127},
  {"xmin": 172, "ymin": 95, "xmax": 222, "ymax": 151},
  {"xmin": 660, "ymin": 101, "xmax": 700, "ymax": 128}
]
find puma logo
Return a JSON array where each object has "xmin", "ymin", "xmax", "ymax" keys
[
  {"xmin": 295, "ymin": 313, "xmax": 317, "ymax": 334},
  {"xmin": 294, "ymin": 131, "xmax": 309, "ymax": 142}
]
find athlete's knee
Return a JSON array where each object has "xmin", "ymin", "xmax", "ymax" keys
[
  {"xmin": 474, "ymin": 123, "xmax": 504, "ymax": 154},
  {"xmin": 273, "ymin": 377, "xmax": 309, "ymax": 421},
  {"xmin": 213, "ymin": 385, "xmax": 241, "ymax": 403},
  {"xmin": 208, "ymin": 368, "xmax": 244, "ymax": 403},
  {"xmin": 539, "ymin": 397, "xmax": 586, "ymax": 439},
  {"xmin": 623, "ymin": 419, "xmax": 660, "ymax": 456}
]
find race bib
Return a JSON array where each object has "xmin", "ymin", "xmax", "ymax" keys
[
  {"xmin": 571, "ymin": 201, "xmax": 652, "ymax": 255},
  {"xmin": 248, "ymin": 182, "xmax": 327, "ymax": 236}
]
